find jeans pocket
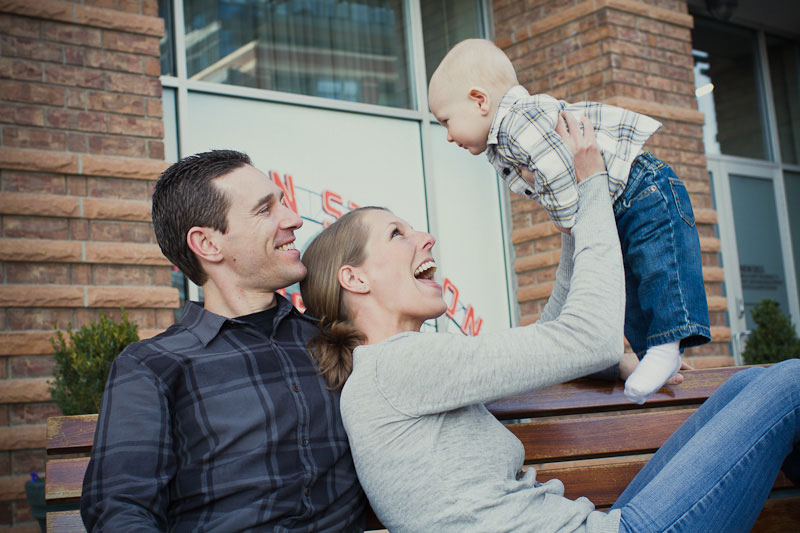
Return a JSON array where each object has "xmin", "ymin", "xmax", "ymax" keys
[{"xmin": 669, "ymin": 177, "xmax": 695, "ymax": 227}]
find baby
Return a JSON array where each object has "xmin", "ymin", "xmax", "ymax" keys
[{"xmin": 429, "ymin": 39, "xmax": 710, "ymax": 404}]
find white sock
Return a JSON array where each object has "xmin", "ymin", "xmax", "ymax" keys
[{"xmin": 624, "ymin": 341, "xmax": 682, "ymax": 405}]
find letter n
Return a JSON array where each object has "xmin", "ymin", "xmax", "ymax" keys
[
  {"xmin": 461, "ymin": 306, "xmax": 483, "ymax": 336},
  {"xmin": 270, "ymin": 171, "xmax": 298, "ymax": 214}
]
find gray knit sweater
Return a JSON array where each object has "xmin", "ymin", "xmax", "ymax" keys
[{"xmin": 341, "ymin": 173, "xmax": 625, "ymax": 533}]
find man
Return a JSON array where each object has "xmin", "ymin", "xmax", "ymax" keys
[{"xmin": 81, "ymin": 150, "xmax": 366, "ymax": 531}]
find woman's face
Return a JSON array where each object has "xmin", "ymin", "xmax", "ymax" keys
[{"xmin": 356, "ymin": 209, "xmax": 447, "ymax": 331}]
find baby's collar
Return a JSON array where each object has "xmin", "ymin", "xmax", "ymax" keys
[{"xmin": 487, "ymin": 85, "xmax": 530, "ymax": 145}]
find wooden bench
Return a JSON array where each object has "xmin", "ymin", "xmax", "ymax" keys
[{"xmin": 45, "ymin": 366, "xmax": 799, "ymax": 532}]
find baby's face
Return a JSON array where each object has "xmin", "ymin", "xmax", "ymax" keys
[{"xmin": 429, "ymin": 84, "xmax": 493, "ymax": 156}]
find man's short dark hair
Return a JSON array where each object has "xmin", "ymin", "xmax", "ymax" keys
[{"xmin": 152, "ymin": 149, "xmax": 252, "ymax": 286}]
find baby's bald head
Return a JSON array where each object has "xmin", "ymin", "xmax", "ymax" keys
[{"xmin": 429, "ymin": 39, "xmax": 518, "ymax": 108}]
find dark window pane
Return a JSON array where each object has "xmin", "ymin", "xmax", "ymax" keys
[
  {"xmin": 159, "ymin": 0, "xmax": 175, "ymax": 76},
  {"xmin": 183, "ymin": 0, "xmax": 412, "ymax": 108},
  {"xmin": 421, "ymin": 0, "xmax": 484, "ymax": 85},
  {"xmin": 692, "ymin": 18, "xmax": 768, "ymax": 160},
  {"xmin": 767, "ymin": 35, "xmax": 800, "ymax": 165}
]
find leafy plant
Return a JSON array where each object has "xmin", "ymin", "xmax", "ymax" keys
[
  {"xmin": 742, "ymin": 299, "xmax": 800, "ymax": 365},
  {"xmin": 49, "ymin": 310, "xmax": 139, "ymax": 415}
]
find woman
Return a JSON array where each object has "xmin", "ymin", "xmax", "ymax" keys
[{"xmin": 299, "ymin": 113, "xmax": 799, "ymax": 533}]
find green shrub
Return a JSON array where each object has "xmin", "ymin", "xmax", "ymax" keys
[
  {"xmin": 742, "ymin": 299, "xmax": 800, "ymax": 365},
  {"xmin": 49, "ymin": 310, "xmax": 139, "ymax": 415}
]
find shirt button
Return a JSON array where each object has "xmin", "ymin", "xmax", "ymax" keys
[
  {"xmin": 503, "ymin": 168, "xmax": 511, "ymax": 175},
  {"xmin": 301, "ymin": 438, "xmax": 308, "ymax": 446},
  {"xmin": 292, "ymin": 383, "xmax": 300, "ymax": 392}
]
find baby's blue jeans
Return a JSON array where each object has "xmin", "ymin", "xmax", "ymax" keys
[
  {"xmin": 613, "ymin": 153, "xmax": 711, "ymax": 357},
  {"xmin": 612, "ymin": 359, "xmax": 800, "ymax": 532}
]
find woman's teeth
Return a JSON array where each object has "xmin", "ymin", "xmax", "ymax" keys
[{"xmin": 414, "ymin": 261, "xmax": 437, "ymax": 279}]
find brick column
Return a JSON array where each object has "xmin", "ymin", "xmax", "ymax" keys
[
  {"xmin": 0, "ymin": 0, "xmax": 173, "ymax": 528},
  {"xmin": 492, "ymin": 0, "xmax": 730, "ymax": 364}
]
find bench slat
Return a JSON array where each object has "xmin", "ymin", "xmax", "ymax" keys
[
  {"xmin": 46, "ymin": 510, "xmax": 84, "ymax": 533},
  {"xmin": 488, "ymin": 367, "xmax": 747, "ymax": 419},
  {"xmin": 47, "ymin": 415, "xmax": 98, "ymax": 455},
  {"xmin": 46, "ymin": 457, "xmax": 88, "ymax": 504},
  {"xmin": 510, "ymin": 408, "xmax": 695, "ymax": 463}
]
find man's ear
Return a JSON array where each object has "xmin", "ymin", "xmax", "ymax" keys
[
  {"xmin": 186, "ymin": 226, "xmax": 223, "ymax": 264},
  {"xmin": 468, "ymin": 88, "xmax": 491, "ymax": 115},
  {"xmin": 338, "ymin": 265, "xmax": 369, "ymax": 295}
]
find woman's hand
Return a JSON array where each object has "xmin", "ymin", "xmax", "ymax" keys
[{"xmin": 554, "ymin": 112, "xmax": 606, "ymax": 182}]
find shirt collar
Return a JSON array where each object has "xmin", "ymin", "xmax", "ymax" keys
[
  {"xmin": 487, "ymin": 85, "xmax": 530, "ymax": 146},
  {"xmin": 178, "ymin": 294, "xmax": 309, "ymax": 346}
]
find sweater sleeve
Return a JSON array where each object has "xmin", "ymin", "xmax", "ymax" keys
[{"xmin": 373, "ymin": 172, "xmax": 624, "ymax": 416}]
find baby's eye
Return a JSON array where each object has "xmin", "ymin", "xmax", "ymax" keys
[{"xmin": 391, "ymin": 228, "xmax": 402, "ymax": 238}]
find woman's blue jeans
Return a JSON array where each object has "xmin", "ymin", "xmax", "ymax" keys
[{"xmin": 611, "ymin": 359, "xmax": 800, "ymax": 532}]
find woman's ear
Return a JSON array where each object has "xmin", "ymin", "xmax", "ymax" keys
[
  {"xmin": 187, "ymin": 226, "xmax": 223, "ymax": 264},
  {"xmin": 339, "ymin": 265, "xmax": 369, "ymax": 295},
  {"xmin": 468, "ymin": 87, "xmax": 491, "ymax": 115}
]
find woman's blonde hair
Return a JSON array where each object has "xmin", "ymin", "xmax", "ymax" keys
[{"xmin": 300, "ymin": 206, "xmax": 387, "ymax": 389}]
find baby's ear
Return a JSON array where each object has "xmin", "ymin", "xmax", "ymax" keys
[{"xmin": 468, "ymin": 88, "xmax": 491, "ymax": 114}]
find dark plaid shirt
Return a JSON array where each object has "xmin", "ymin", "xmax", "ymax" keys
[{"xmin": 81, "ymin": 296, "xmax": 365, "ymax": 532}]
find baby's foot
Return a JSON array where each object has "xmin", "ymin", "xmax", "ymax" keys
[{"xmin": 624, "ymin": 341, "xmax": 682, "ymax": 404}]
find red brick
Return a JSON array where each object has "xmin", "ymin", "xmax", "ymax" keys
[
  {"xmin": 103, "ymin": 31, "xmax": 161, "ymax": 56},
  {"xmin": 108, "ymin": 114, "xmax": 163, "ymax": 137},
  {"xmin": 87, "ymin": 176, "xmax": 149, "ymax": 198},
  {"xmin": 67, "ymin": 132, "xmax": 87, "ymax": 152},
  {"xmin": 0, "ymin": 58, "xmax": 42, "ymax": 81},
  {"xmin": 93, "ymin": 264, "xmax": 154, "ymax": 285},
  {"xmin": 89, "ymin": 220, "xmax": 154, "ymax": 243},
  {"xmin": 71, "ymin": 218, "xmax": 89, "ymax": 240},
  {"xmin": 2, "ymin": 127, "xmax": 66, "ymax": 150},
  {"xmin": 0, "ymin": 454, "xmax": 9, "ymax": 476},
  {"xmin": 0, "ymin": 172, "xmax": 65, "ymax": 194},
  {"xmin": 148, "ymin": 140, "xmax": 164, "ymax": 160},
  {"xmin": 45, "ymin": 64, "xmax": 105, "ymax": 89},
  {"xmin": 143, "ymin": 56, "xmax": 160, "ymax": 76},
  {"xmin": 45, "ymin": 108, "xmax": 107, "ymax": 132},
  {"xmin": 3, "ymin": 216, "xmax": 69, "ymax": 239},
  {"xmin": 154, "ymin": 266, "xmax": 172, "ymax": 285},
  {"xmin": 0, "ymin": 104, "xmax": 45, "ymax": 127},
  {"xmin": 67, "ymin": 176, "xmax": 87, "ymax": 195},
  {"xmin": 0, "ymin": 81, "xmax": 65, "ymax": 106},
  {"xmin": 7, "ymin": 308, "xmax": 73, "ymax": 330},
  {"xmin": 41, "ymin": 21, "xmax": 103, "ymax": 47},
  {"xmin": 11, "ymin": 450, "xmax": 46, "ymax": 476},
  {"xmin": 156, "ymin": 309, "xmax": 176, "ymax": 328},
  {"xmin": 88, "ymin": 134, "xmax": 147, "ymax": 157},
  {"xmin": 64, "ymin": 45, "xmax": 85, "ymax": 66},
  {"xmin": 143, "ymin": 0, "xmax": 159, "ymax": 16},
  {"xmin": 5, "ymin": 263, "xmax": 70, "ymax": 284},
  {"xmin": 0, "ymin": 14, "xmax": 40, "ymax": 38},
  {"xmin": 84, "ymin": 48, "xmax": 141, "ymax": 73},
  {"xmin": 9, "ymin": 404, "xmax": 61, "ymax": 425},
  {"xmin": 65, "ymin": 88, "xmax": 87, "ymax": 109},
  {"xmin": 106, "ymin": 71, "xmax": 161, "ymax": 96},
  {"xmin": 72, "ymin": 263, "xmax": 91, "ymax": 284},
  {"xmin": 87, "ymin": 92, "xmax": 145, "ymax": 115}
]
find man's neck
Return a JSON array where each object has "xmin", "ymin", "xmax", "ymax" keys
[{"xmin": 201, "ymin": 280, "xmax": 277, "ymax": 318}]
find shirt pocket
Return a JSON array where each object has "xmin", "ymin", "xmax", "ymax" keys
[{"xmin": 669, "ymin": 177, "xmax": 696, "ymax": 227}]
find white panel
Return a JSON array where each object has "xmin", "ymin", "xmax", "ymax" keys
[{"xmin": 426, "ymin": 123, "xmax": 512, "ymax": 333}]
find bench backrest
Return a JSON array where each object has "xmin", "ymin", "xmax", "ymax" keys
[{"xmin": 46, "ymin": 367, "xmax": 799, "ymax": 531}]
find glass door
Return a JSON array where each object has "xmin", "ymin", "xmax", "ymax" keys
[{"xmin": 709, "ymin": 157, "xmax": 800, "ymax": 363}]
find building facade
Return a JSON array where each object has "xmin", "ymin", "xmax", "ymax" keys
[{"xmin": 1, "ymin": 0, "xmax": 797, "ymax": 529}]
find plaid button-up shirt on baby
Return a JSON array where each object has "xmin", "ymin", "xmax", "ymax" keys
[{"xmin": 486, "ymin": 85, "xmax": 661, "ymax": 229}]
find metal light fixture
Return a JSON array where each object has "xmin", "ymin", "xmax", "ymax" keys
[{"xmin": 706, "ymin": 0, "xmax": 739, "ymax": 21}]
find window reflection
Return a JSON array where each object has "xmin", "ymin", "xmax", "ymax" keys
[
  {"xmin": 692, "ymin": 18, "xmax": 768, "ymax": 160},
  {"xmin": 421, "ymin": 0, "xmax": 484, "ymax": 84},
  {"xmin": 183, "ymin": 0, "xmax": 412, "ymax": 108},
  {"xmin": 767, "ymin": 35, "xmax": 800, "ymax": 165}
]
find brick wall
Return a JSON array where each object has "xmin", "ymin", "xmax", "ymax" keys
[
  {"xmin": 0, "ymin": 0, "xmax": 174, "ymax": 529},
  {"xmin": 492, "ymin": 0, "xmax": 731, "ymax": 365}
]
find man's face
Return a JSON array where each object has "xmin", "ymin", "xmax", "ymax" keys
[
  {"xmin": 212, "ymin": 164, "xmax": 306, "ymax": 293},
  {"xmin": 429, "ymin": 84, "xmax": 492, "ymax": 155}
]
